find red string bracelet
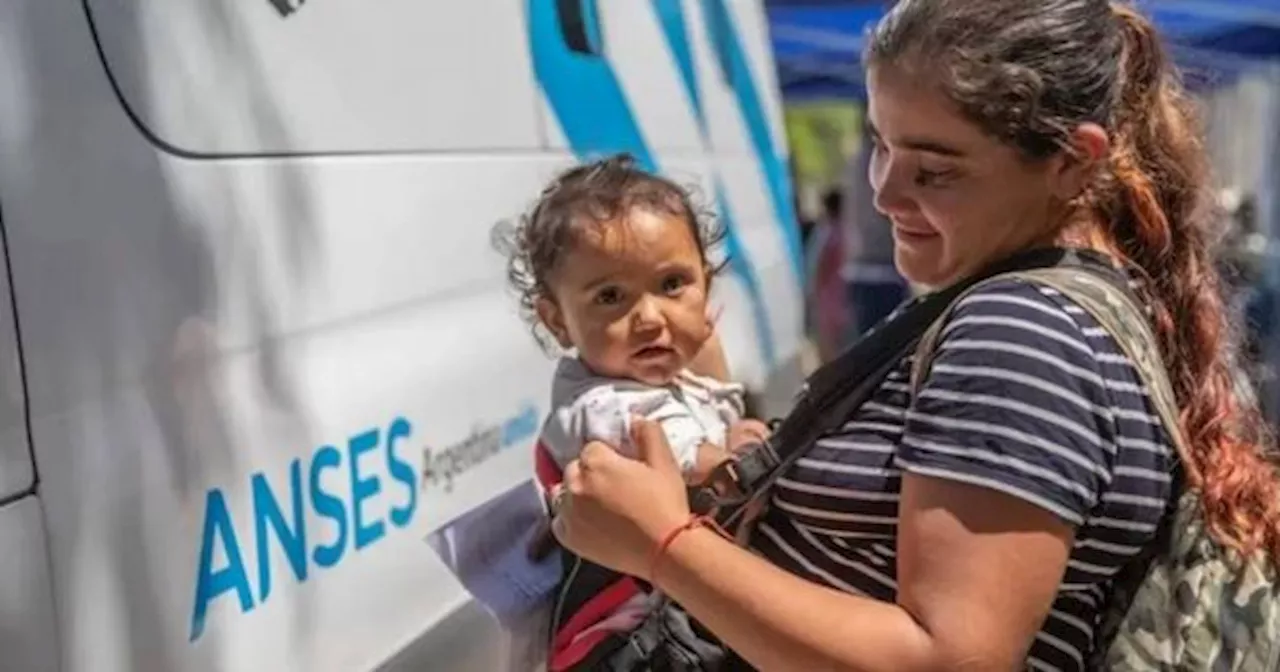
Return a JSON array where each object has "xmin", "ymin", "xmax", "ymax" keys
[{"xmin": 648, "ymin": 514, "xmax": 732, "ymax": 585}]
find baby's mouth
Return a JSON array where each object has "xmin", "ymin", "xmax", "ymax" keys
[{"xmin": 633, "ymin": 345, "xmax": 676, "ymax": 361}]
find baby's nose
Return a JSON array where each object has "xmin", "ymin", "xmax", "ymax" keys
[{"xmin": 631, "ymin": 295, "xmax": 665, "ymax": 328}]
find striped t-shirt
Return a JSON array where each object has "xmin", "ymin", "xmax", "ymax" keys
[{"xmin": 751, "ymin": 277, "xmax": 1177, "ymax": 671}]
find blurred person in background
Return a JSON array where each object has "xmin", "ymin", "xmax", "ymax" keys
[
  {"xmin": 1217, "ymin": 189, "xmax": 1275, "ymax": 412},
  {"xmin": 1218, "ymin": 190, "xmax": 1270, "ymax": 354},
  {"xmin": 804, "ymin": 187, "xmax": 851, "ymax": 360},
  {"xmin": 840, "ymin": 132, "xmax": 910, "ymax": 342}
]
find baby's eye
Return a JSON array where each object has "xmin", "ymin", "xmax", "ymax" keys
[
  {"xmin": 661, "ymin": 274, "xmax": 689, "ymax": 295},
  {"xmin": 593, "ymin": 286, "xmax": 623, "ymax": 306}
]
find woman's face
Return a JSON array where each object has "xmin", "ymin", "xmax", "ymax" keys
[{"xmin": 865, "ymin": 65, "xmax": 1072, "ymax": 288}]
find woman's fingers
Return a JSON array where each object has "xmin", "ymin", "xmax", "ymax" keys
[
  {"xmin": 630, "ymin": 416, "xmax": 681, "ymax": 476},
  {"xmin": 579, "ymin": 441, "xmax": 617, "ymax": 472},
  {"xmin": 545, "ymin": 432, "xmax": 695, "ymax": 575},
  {"xmin": 548, "ymin": 482, "xmax": 570, "ymax": 516},
  {"xmin": 563, "ymin": 459, "xmax": 583, "ymax": 492}
]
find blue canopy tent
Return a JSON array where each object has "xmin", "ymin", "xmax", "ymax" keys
[
  {"xmin": 766, "ymin": 1, "xmax": 1280, "ymax": 101},
  {"xmin": 769, "ymin": 2, "xmax": 1280, "ymax": 424}
]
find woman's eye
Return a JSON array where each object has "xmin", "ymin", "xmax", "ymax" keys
[
  {"xmin": 593, "ymin": 287, "xmax": 623, "ymax": 306},
  {"xmin": 914, "ymin": 165, "xmax": 956, "ymax": 187}
]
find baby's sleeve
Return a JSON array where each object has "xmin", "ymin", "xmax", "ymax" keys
[
  {"xmin": 712, "ymin": 383, "xmax": 747, "ymax": 427},
  {"xmin": 634, "ymin": 392, "xmax": 711, "ymax": 474},
  {"xmin": 539, "ymin": 385, "xmax": 705, "ymax": 475}
]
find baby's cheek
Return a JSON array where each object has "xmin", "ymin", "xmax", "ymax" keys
[{"xmin": 672, "ymin": 302, "xmax": 714, "ymax": 345}]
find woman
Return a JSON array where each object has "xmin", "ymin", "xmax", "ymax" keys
[{"xmin": 549, "ymin": 1, "xmax": 1280, "ymax": 669}]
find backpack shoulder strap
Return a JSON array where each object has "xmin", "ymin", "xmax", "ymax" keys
[
  {"xmin": 1010, "ymin": 268, "xmax": 1192, "ymax": 467},
  {"xmin": 907, "ymin": 275, "xmax": 1002, "ymax": 400},
  {"xmin": 909, "ymin": 266, "xmax": 1194, "ymax": 471}
]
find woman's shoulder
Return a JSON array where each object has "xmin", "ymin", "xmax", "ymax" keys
[
  {"xmin": 919, "ymin": 273, "xmax": 1158, "ymax": 424},
  {"xmin": 902, "ymin": 274, "xmax": 1175, "ymax": 527},
  {"xmin": 936, "ymin": 275, "xmax": 1110, "ymax": 354},
  {"xmin": 954, "ymin": 270, "xmax": 1150, "ymax": 323}
]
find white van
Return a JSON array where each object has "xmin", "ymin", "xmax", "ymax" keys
[{"xmin": 0, "ymin": 0, "xmax": 803, "ymax": 670}]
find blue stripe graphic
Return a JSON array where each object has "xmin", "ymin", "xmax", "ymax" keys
[
  {"xmin": 528, "ymin": 0, "xmax": 655, "ymax": 168},
  {"xmin": 702, "ymin": 0, "xmax": 803, "ymax": 283},
  {"xmin": 714, "ymin": 186, "xmax": 777, "ymax": 364},
  {"xmin": 652, "ymin": 0, "xmax": 776, "ymax": 364},
  {"xmin": 653, "ymin": 0, "xmax": 705, "ymax": 129},
  {"xmin": 529, "ymin": 0, "xmax": 776, "ymax": 365}
]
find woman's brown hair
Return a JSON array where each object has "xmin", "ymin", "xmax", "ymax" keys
[{"xmin": 867, "ymin": 0, "xmax": 1280, "ymax": 562}]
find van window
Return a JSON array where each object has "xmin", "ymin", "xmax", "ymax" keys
[{"xmin": 85, "ymin": 0, "xmax": 543, "ymax": 156}]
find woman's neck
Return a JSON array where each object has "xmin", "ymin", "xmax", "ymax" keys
[{"xmin": 1051, "ymin": 212, "xmax": 1122, "ymax": 261}]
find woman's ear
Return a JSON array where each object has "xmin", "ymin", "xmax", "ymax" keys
[
  {"xmin": 535, "ymin": 296, "xmax": 573, "ymax": 349},
  {"xmin": 1050, "ymin": 123, "xmax": 1110, "ymax": 201}
]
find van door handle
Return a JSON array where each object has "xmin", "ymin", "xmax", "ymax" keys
[{"xmin": 556, "ymin": 0, "xmax": 603, "ymax": 56}]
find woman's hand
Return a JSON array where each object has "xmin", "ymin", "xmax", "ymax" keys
[{"xmin": 551, "ymin": 418, "xmax": 692, "ymax": 580}]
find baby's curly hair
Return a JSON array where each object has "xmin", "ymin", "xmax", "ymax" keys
[{"xmin": 494, "ymin": 153, "xmax": 726, "ymax": 350}]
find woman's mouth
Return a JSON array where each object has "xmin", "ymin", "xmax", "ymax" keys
[{"xmin": 893, "ymin": 223, "xmax": 939, "ymax": 243}]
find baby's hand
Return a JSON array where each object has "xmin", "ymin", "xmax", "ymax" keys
[
  {"xmin": 727, "ymin": 419, "xmax": 771, "ymax": 455},
  {"xmin": 689, "ymin": 442, "xmax": 732, "ymax": 486},
  {"xmin": 688, "ymin": 418, "xmax": 770, "ymax": 493}
]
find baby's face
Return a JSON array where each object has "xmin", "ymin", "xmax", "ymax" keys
[{"xmin": 538, "ymin": 208, "xmax": 712, "ymax": 386}]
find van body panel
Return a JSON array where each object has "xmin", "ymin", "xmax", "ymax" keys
[
  {"xmin": 85, "ymin": 0, "xmax": 545, "ymax": 156},
  {"xmin": 0, "ymin": 496, "xmax": 59, "ymax": 671},
  {"xmin": 0, "ymin": 0, "xmax": 799, "ymax": 669},
  {"xmin": 0, "ymin": 223, "xmax": 31, "ymax": 500}
]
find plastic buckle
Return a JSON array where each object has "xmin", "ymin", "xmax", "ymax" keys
[{"xmin": 731, "ymin": 440, "xmax": 780, "ymax": 495}]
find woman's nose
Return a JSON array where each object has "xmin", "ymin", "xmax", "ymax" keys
[{"xmin": 870, "ymin": 154, "xmax": 914, "ymax": 218}]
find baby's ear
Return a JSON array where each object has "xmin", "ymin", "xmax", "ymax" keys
[
  {"xmin": 535, "ymin": 297, "xmax": 573, "ymax": 349},
  {"xmin": 706, "ymin": 301, "xmax": 725, "ymax": 327}
]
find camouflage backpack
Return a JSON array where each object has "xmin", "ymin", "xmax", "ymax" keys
[{"xmin": 912, "ymin": 266, "xmax": 1280, "ymax": 671}]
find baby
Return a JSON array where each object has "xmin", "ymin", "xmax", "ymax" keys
[
  {"xmin": 496, "ymin": 154, "xmax": 771, "ymax": 666},
  {"xmin": 499, "ymin": 152, "xmax": 748, "ymax": 492}
]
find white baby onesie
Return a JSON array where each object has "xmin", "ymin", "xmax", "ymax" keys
[{"xmin": 538, "ymin": 357, "xmax": 747, "ymax": 475}]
